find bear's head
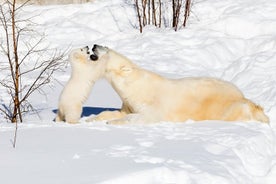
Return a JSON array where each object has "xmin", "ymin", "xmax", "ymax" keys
[
  {"xmin": 90, "ymin": 44, "xmax": 134, "ymax": 79},
  {"xmin": 90, "ymin": 44, "xmax": 108, "ymax": 61},
  {"xmin": 69, "ymin": 46, "xmax": 91, "ymax": 66}
]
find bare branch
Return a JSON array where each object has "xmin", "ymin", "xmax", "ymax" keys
[
  {"xmin": 20, "ymin": 50, "xmax": 67, "ymax": 105},
  {"xmin": 183, "ymin": 0, "xmax": 191, "ymax": 27},
  {"xmin": 133, "ymin": 0, "xmax": 192, "ymax": 32},
  {"xmin": 0, "ymin": 0, "xmax": 67, "ymax": 124},
  {"xmin": 18, "ymin": 37, "xmax": 44, "ymax": 67},
  {"xmin": 135, "ymin": 0, "xmax": 143, "ymax": 33},
  {"xmin": 15, "ymin": 0, "xmax": 31, "ymax": 11}
]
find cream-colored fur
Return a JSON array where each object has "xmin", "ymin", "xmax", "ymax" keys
[
  {"xmin": 56, "ymin": 46, "xmax": 104, "ymax": 123},
  {"xmin": 87, "ymin": 45, "xmax": 269, "ymax": 124}
]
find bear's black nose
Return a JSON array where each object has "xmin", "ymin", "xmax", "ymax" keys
[
  {"xmin": 90, "ymin": 54, "xmax": 98, "ymax": 61},
  {"xmin": 92, "ymin": 44, "xmax": 98, "ymax": 52}
]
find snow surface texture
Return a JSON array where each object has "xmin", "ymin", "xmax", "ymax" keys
[{"xmin": 1, "ymin": 0, "xmax": 276, "ymax": 183}]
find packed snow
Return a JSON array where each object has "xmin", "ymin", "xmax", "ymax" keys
[{"xmin": 1, "ymin": 0, "xmax": 276, "ymax": 183}]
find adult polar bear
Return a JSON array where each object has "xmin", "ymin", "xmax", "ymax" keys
[
  {"xmin": 87, "ymin": 44, "xmax": 269, "ymax": 124},
  {"xmin": 56, "ymin": 46, "xmax": 102, "ymax": 123}
]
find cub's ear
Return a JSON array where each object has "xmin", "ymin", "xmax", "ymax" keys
[
  {"xmin": 73, "ymin": 52, "xmax": 80, "ymax": 59},
  {"xmin": 72, "ymin": 52, "xmax": 86, "ymax": 63}
]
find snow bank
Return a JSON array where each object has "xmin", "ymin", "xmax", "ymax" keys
[{"xmin": 0, "ymin": 122, "xmax": 275, "ymax": 184}]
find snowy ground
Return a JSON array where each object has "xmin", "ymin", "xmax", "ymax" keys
[{"xmin": 1, "ymin": 0, "xmax": 276, "ymax": 183}]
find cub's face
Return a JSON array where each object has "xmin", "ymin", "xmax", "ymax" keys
[
  {"xmin": 68, "ymin": 46, "xmax": 106, "ymax": 80},
  {"xmin": 69, "ymin": 46, "xmax": 91, "ymax": 65}
]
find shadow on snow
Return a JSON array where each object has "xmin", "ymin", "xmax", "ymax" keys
[{"xmin": 52, "ymin": 106, "xmax": 119, "ymax": 117}]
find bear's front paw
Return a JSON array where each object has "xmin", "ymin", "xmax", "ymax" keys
[
  {"xmin": 106, "ymin": 119, "xmax": 129, "ymax": 125},
  {"xmin": 85, "ymin": 115, "xmax": 108, "ymax": 123}
]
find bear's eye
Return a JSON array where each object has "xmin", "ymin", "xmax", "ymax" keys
[{"xmin": 81, "ymin": 49, "xmax": 83, "ymax": 51}]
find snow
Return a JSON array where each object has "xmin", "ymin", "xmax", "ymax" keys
[{"xmin": 1, "ymin": 0, "xmax": 276, "ymax": 183}]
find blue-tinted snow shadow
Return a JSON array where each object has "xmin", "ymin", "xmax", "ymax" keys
[{"xmin": 52, "ymin": 106, "xmax": 119, "ymax": 117}]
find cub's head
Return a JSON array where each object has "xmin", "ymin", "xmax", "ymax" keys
[{"xmin": 69, "ymin": 46, "xmax": 91, "ymax": 65}]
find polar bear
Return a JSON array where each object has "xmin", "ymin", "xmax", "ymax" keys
[
  {"xmin": 56, "ymin": 46, "xmax": 104, "ymax": 123},
  {"xmin": 87, "ymin": 44, "xmax": 269, "ymax": 124}
]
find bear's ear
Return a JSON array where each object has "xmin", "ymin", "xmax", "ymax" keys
[{"xmin": 120, "ymin": 65, "xmax": 133, "ymax": 76}]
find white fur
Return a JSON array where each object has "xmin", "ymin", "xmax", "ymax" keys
[
  {"xmin": 87, "ymin": 45, "xmax": 269, "ymax": 124},
  {"xmin": 56, "ymin": 47, "xmax": 104, "ymax": 123}
]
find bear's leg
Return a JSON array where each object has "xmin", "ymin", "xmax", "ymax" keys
[
  {"xmin": 107, "ymin": 114, "xmax": 156, "ymax": 125},
  {"xmin": 65, "ymin": 105, "xmax": 82, "ymax": 124},
  {"xmin": 222, "ymin": 100, "xmax": 269, "ymax": 123},
  {"xmin": 55, "ymin": 108, "xmax": 65, "ymax": 122},
  {"xmin": 86, "ymin": 110, "xmax": 127, "ymax": 122}
]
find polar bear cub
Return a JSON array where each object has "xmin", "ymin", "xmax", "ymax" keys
[
  {"xmin": 87, "ymin": 44, "xmax": 269, "ymax": 124},
  {"xmin": 56, "ymin": 46, "xmax": 104, "ymax": 123}
]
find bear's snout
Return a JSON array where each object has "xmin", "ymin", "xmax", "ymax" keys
[
  {"xmin": 91, "ymin": 44, "xmax": 100, "ymax": 60},
  {"xmin": 92, "ymin": 44, "xmax": 106, "ymax": 52},
  {"xmin": 90, "ymin": 54, "xmax": 98, "ymax": 61},
  {"xmin": 92, "ymin": 44, "xmax": 98, "ymax": 52},
  {"xmin": 90, "ymin": 44, "xmax": 108, "ymax": 61}
]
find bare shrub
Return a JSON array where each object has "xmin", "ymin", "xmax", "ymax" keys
[
  {"xmin": 0, "ymin": 0, "xmax": 67, "ymax": 125},
  {"xmin": 134, "ymin": 0, "xmax": 192, "ymax": 32},
  {"xmin": 0, "ymin": 0, "xmax": 93, "ymax": 5}
]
